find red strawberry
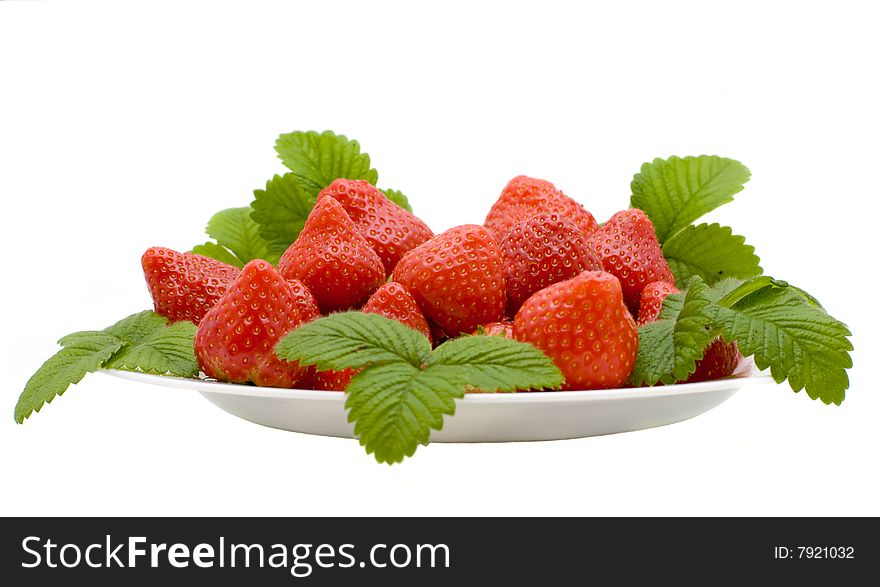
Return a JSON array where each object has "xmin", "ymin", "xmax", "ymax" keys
[
  {"xmin": 318, "ymin": 179, "xmax": 434, "ymax": 274},
  {"xmin": 141, "ymin": 247, "xmax": 240, "ymax": 325},
  {"xmin": 501, "ymin": 213, "xmax": 602, "ymax": 316},
  {"xmin": 587, "ymin": 208, "xmax": 675, "ymax": 314},
  {"xmin": 285, "ymin": 278, "xmax": 322, "ymax": 389},
  {"xmin": 313, "ymin": 282, "xmax": 432, "ymax": 391},
  {"xmin": 635, "ymin": 281, "xmax": 741, "ymax": 383},
  {"xmin": 286, "ymin": 279, "xmax": 320, "ymax": 323},
  {"xmin": 514, "ymin": 271, "xmax": 639, "ymax": 390},
  {"xmin": 278, "ymin": 196, "xmax": 386, "ymax": 313},
  {"xmin": 392, "ymin": 224, "xmax": 506, "ymax": 337},
  {"xmin": 297, "ymin": 368, "xmax": 319, "ymax": 390},
  {"xmin": 194, "ymin": 260, "xmax": 306, "ymax": 387},
  {"xmin": 636, "ymin": 281, "xmax": 680, "ymax": 326},
  {"xmin": 475, "ymin": 321, "xmax": 514, "ymax": 338},
  {"xmin": 311, "ymin": 368, "xmax": 357, "ymax": 392},
  {"xmin": 362, "ymin": 282, "xmax": 432, "ymax": 341},
  {"xmin": 685, "ymin": 339, "xmax": 741, "ymax": 383},
  {"xmin": 484, "ymin": 175, "xmax": 599, "ymax": 243}
]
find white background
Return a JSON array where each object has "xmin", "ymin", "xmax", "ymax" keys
[{"xmin": 1, "ymin": 0, "xmax": 877, "ymax": 516}]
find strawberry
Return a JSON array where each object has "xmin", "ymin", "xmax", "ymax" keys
[
  {"xmin": 296, "ymin": 368, "xmax": 320, "ymax": 391},
  {"xmin": 285, "ymin": 278, "xmax": 322, "ymax": 389},
  {"xmin": 361, "ymin": 282, "xmax": 432, "ymax": 341},
  {"xmin": 311, "ymin": 368, "xmax": 357, "ymax": 392},
  {"xmin": 635, "ymin": 281, "xmax": 741, "ymax": 383},
  {"xmin": 141, "ymin": 247, "xmax": 240, "ymax": 325},
  {"xmin": 392, "ymin": 224, "xmax": 506, "ymax": 337},
  {"xmin": 475, "ymin": 321, "xmax": 514, "ymax": 338},
  {"xmin": 685, "ymin": 339, "xmax": 741, "ymax": 383},
  {"xmin": 278, "ymin": 196, "xmax": 386, "ymax": 313},
  {"xmin": 313, "ymin": 282, "xmax": 431, "ymax": 391},
  {"xmin": 286, "ymin": 279, "xmax": 320, "ymax": 323},
  {"xmin": 484, "ymin": 175, "xmax": 599, "ymax": 243},
  {"xmin": 586, "ymin": 208, "xmax": 675, "ymax": 314},
  {"xmin": 500, "ymin": 213, "xmax": 602, "ymax": 316},
  {"xmin": 635, "ymin": 281, "xmax": 680, "ymax": 326},
  {"xmin": 195, "ymin": 260, "xmax": 307, "ymax": 387},
  {"xmin": 318, "ymin": 179, "xmax": 434, "ymax": 274},
  {"xmin": 513, "ymin": 270, "xmax": 638, "ymax": 390}
]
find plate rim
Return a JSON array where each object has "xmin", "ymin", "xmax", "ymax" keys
[{"xmin": 100, "ymin": 357, "xmax": 772, "ymax": 404}]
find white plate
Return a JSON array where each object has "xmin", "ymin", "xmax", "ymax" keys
[{"xmin": 102, "ymin": 358, "xmax": 771, "ymax": 443}]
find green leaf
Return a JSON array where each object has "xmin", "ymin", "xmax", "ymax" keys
[
  {"xmin": 429, "ymin": 335, "xmax": 563, "ymax": 392},
  {"xmin": 790, "ymin": 285, "xmax": 825, "ymax": 309},
  {"xmin": 275, "ymin": 312, "xmax": 432, "ymax": 371},
  {"xmin": 105, "ymin": 321, "xmax": 198, "ymax": 377},
  {"xmin": 192, "ymin": 207, "xmax": 274, "ymax": 266},
  {"xmin": 276, "ymin": 311, "xmax": 565, "ymax": 463},
  {"xmin": 630, "ymin": 278, "xmax": 718, "ymax": 386},
  {"xmin": 382, "ymin": 188, "xmax": 413, "ymax": 212},
  {"xmin": 710, "ymin": 281, "xmax": 852, "ymax": 405},
  {"xmin": 254, "ymin": 132, "xmax": 396, "ymax": 255},
  {"xmin": 715, "ymin": 275, "xmax": 776, "ymax": 307},
  {"xmin": 104, "ymin": 310, "xmax": 172, "ymax": 342},
  {"xmin": 191, "ymin": 241, "xmax": 243, "ymax": 268},
  {"xmin": 662, "ymin": 223, "xmax": 762, "ymax": 285},
  {"xmin": 706, "ymin": 277, "xmax": 748, "ymax": 303},
  {"xmin": 16, "ymin": 311, "xmax": 202, "ymax": 423},
  {"xmin": 250, "ymin": 173, "xmax": 318, "ymax": 258},
  {"xmin": 206, "ymin": 208, "xmax": 264, "ymax": 256},
  {"xmin": 102, "ymin": 311, "xmax": 199, "ymax": 376},
  {"xmin": 346, "ymin": 363, "xmax": 467, "ymax": 464},
  {"xmin": 14, "ymin": 332, "xmax": 124, "ymax": 423},
  {"xmin": 631, "ymin": 156, "xmax": 751, "ymax": 242},
  {"xmin": 275, "ymin": 130, "xmax": 379, "ymax": 193}
]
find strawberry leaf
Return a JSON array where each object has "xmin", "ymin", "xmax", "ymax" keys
[
  {"xmin": 192, "ymin": 207, "xmax": 274, "ymax": 267},
  {"xmin": 15, "ymin": 311, "xmax": 200, "ymax": 423},
  {"xmin": 276, "ymin": 312, "xmax": 562, "ymax": 463},
  {"xmin": 14, "ymin": 332, "xmax": 124, "ymax": 423},
  {"xmin": 662, "ymin": 223, "xmax": 762, "ymax": 285},
  {"xmin": 714, "ymin": 276, "xmax": 824, "ymax": 310},
  {"xmin": 252, "ymin": 132, "xmax": 414, "ymax": 255},
  {"xmin": 714, "ymin": 275, "xmax": 776, "ymax": 306},
  {"xmin": 646, "ymin": 277, "xmax": 853, "ymax": 403},
  {"xmin": 706, "ymin": 277, "xmax": 746, "ymax": 301},
  {"xmin": 629, "ymin": 278, "xmax": 717, "ymax": 386},
  {"xmin": 191, "ymin": 241, "xmax": 242, "ymax": 267},
  {"xmin": 381, "ymin": 188, "xmax": 413, "ymax": 212},
  {"xmin": 275, "ymin": 312, "xmax": 432, "ymax": 371},
  {"xmin": 631, "ymin": 156, "xmax": 751, "ymax": 243},
  {"xmin": 250, "ymin": 173, "xmax": 318, "ymax": 258},
  {"xmin": 429, "ymin": 335, "xmax": 563, "ymax": 392},
  {"xmin": 346, "ymin": 363, "xmax": 467, "ymax": 464},
  {"xmin": 104, "ymin": 309, "xmax": 174, "ymax": 341},
  {"xmin": 709, "ymin": 280, "xmax": 852, "ymax": 405},
  {"xmin": 275, "ymin": 130, "xmax": 378, "ymax": 193},
  {"xmin": 105, "ymin": 321, "xmax": 198, "ymax": 377}
]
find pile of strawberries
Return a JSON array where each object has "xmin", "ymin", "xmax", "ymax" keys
[{"xmin": 142, "ymin": 176, "xmax": 739, "ymax": 391}]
